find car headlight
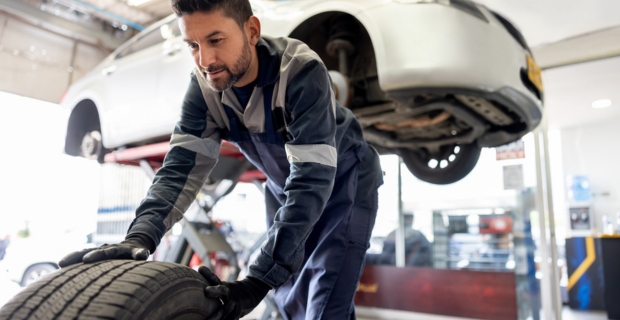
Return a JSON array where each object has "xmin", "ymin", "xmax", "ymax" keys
[{"xmin": 393, "ymin": 0, "xmax": 488, "ymax": 22}]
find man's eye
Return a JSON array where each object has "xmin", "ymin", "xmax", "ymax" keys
[
  {"xmin": 187, "ymin": 43, "xmax": 198, "ymax": 49},
  {"xmin": 210, "ymin": 38, "xmax": 223, "ymax": 44}
]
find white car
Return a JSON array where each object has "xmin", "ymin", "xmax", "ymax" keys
[
  {"xmin": 0, "ymin": 236, "xmax": 92, "ymax": 287},
  {"xmin": 62, "ymin": 0, "xmax": 543, "ymax": 184}
]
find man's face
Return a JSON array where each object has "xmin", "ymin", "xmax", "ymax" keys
[{"xmin": 180, "ymin": 10, "xmax": 252, "ymax": 92}]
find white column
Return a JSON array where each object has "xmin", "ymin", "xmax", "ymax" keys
[
  {"xmin": 534, "ymin": 127, "xmax": 554, "ymax": 320},
  {"xmin": 395, "ymin": 157, "xmax": 406, "ymax": 267},
  {"xmin": 541, "ymin": 116, "xmax": 564, "ymax": 319},
  {"xmin": 533, "ymin": 113, "xmax": 563, "ymax": 320}
]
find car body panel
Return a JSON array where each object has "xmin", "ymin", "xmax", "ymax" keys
[{"xmin": 0, "ymin": 236, "xmax": 92, "ymax": 286}]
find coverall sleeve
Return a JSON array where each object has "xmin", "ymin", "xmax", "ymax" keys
[
  {"xmin": 248, "ymin": 60, "xmax": 338, "ymax": 287},
  {"xmin": 126, "ymin": 73, "xmax": 221, "ymax": 248}
]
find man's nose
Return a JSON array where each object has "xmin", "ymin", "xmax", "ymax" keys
[{"xmin": 198, "ymin": 48, "xmax": 216, "ymax": 68}]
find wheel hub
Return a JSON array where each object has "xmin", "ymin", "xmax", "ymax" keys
[{"xmin": 80, "ymin": 131, "xmax": 102, "ymax": 158}]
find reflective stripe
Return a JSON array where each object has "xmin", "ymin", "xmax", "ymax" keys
[
  {"xmin": 170, "ymin": 134, "xmax": 220, "ymax": 159},
  {"xmin": 285, "ymin": 144, "xmax": 337, "ymax": 168},
  {"xmin": 162, "ymin": 152, "xmax": 216, "ymax": 230}
]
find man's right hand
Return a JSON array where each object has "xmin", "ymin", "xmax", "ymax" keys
[{"xmin": 58, "ymin": 233, "xmax": 154, "ymax": 268}]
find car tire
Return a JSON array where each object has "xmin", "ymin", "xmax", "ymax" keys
[
  {"xmin": 20, "ymin": 263, "xmax": 57, "ymax": 287},
  {"xmin": 0, "ymin": 260, "xmax": 220, "ymax": 320},
  {"xmin": 399, "ymin": 143, "xmax": 482, "ymax": 185}
]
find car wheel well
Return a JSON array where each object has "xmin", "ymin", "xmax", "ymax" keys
[
  {"xmin": 288, "ymin": 12, "xmax": 386, "ymax": 108},
  {"xmin": 25, "ymin": 262, "xmax": 58, "ymax": 270},
  {"xmin": 21, "ymin": 262, "xmax": 58, "ymax": 286},
  {"xmin": 65, "ymin": 99, "xmax": 101, "ymax": 157}
]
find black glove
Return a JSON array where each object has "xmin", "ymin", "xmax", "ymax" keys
[
  {"xmin": 58, "ymin": 233, "xmax": 154, "ymax": 268},
  {"xmin": 198, "ymin": 266, "xmax": 271, "ymax": 320}
]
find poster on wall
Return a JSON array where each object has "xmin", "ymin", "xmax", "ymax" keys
[
  {"xmin": 570, "ymin": 207, "xmax": 591, "ymax": 230},
  {"xmin": 503, "ymin": 164, "xmax": 524, "ymax": 190}
]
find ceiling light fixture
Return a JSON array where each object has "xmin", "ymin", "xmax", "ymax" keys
[
  {"xmin": 592, "ymin": 99, "xmax": 612, "ymax": 109},
  {"xmin": 127, "ymin": 0, "xmax": 152, "ymax": 6}
]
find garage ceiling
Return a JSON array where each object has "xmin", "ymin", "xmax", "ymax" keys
[
  {"xmin": 477, "ymin": 0, "xmax": 620, "ymax": 48},
  {"xmin": 542, "ymin": 56, "xmax": 620, "ymax": 129}
]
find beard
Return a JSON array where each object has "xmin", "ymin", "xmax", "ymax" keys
[{"xmin": 204, "ymin": 37, "xmax": 252, "ymax": 92}]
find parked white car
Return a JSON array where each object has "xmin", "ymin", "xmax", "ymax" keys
[
  {"xmin": 0, "ymin": 236, "xmax": 92, "ymax": 287},
  {"xmin": 62, "ymin": 0, "xmax": 543, "ymax": 184}
]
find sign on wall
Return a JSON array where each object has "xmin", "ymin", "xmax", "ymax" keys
[
  {"xmin": 503, "ymin": 164, "xmax": 524, "ymax": 190},
  {"xmin": 496, "ymin": 140, "xmax": 525, "ymax": 160}
]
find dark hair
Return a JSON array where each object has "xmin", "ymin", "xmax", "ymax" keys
[{"xmin": 171, "ymin": 0, "xmax": 253, "ymax": 28}]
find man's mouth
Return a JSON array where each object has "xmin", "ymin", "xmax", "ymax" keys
[{"xmin": 207, "ymin": 69, "xmax": 224, "ymax": 76}]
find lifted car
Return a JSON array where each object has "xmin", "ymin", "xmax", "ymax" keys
[{"xmin": 62, "ymin": 0, "xmax": 542, "ymax": 184}]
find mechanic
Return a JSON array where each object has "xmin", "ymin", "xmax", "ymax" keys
[
  {"xmin": 365, "ymin": 213, "xmax": 432, "ymax": 267},
  {"xmin": 59, "ymin": 0, "xmax": 383, "ymax": 319}
]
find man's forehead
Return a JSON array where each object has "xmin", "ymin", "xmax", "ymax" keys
[{"xmin": 179, "ymin": 11, "xmax": 238, "ymax": 37}]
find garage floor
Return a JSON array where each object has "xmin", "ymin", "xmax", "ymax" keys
[
  {"xmin": 245, "ymin": 303, "xmax": 608, "ymax": 320},
  {"xmin": 0, "ymin": 274, "xmax": 608, "ymax": 320}
]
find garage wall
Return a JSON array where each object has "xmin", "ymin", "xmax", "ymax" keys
[
  {"xmin": 561, "ymin": 117, "xmax": 620, "ymax": 234},
  {"xmin": 0, "ymin": 11, "xmax": 108, "ymax": 103}
]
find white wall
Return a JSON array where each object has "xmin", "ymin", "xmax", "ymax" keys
[
  {"xmin": 560, "ymin": 118, "xmax": 620, "ymax": 234},
  {"xmin": 0, "ymin": 12, "xmax": 108, "ymax": 103},
  {"xmin": 0, "ymin": 91, "xmax": 100, "ymax": 238}
]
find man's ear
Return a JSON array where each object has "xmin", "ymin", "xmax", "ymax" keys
[{"xmin": 246, "ymin": 16, "xmax": 261, "ymax": 46}]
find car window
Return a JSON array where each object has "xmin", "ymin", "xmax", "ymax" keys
[
  {"xmin": 159, "ymin": 20, "xmax": 181, "ymax": 42},
  {"xmin": 116, "ymin": 26, "xmax": 167, "ymax": 59},
  {"xmin": 166, "ymin": 19, "xmax": 181, "ymax": 38}
]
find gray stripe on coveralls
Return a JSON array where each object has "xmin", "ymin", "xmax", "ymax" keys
[
  {"xmin": 170, "ymin": 134, "xmax": 221, "ymax": 159},
  {"xmin": 285, "ymin": 144, "xmax": 337, "ymax": 168},
  {"xmin": 162, "ymin": 152, "xmax": 217, "ymax": 230}
]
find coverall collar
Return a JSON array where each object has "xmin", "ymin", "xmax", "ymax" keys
[{"xmin": 254, "ymin": 37, "xmax": 281, "ymax": 88}]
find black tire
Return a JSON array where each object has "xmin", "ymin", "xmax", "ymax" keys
[
  {"xmin": 20, "ymin": 263, "xmax": 58, "ymax": 287},
  {"xmin": 399, "ymin": 143, "xmax": 482, "ymax": 185},
  {"xmin": 0, "ymin": 260, "xmax": 220, "ymax": 320}
]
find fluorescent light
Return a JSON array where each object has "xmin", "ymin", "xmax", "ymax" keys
[
  {"xmin": 127, "ymin": 0, "xmax": 152, "ymax": 6},
  {"xmin": 592, "ymin": 99, "xmax": 612, "ymax": 109}
]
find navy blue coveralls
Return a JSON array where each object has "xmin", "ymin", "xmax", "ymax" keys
[{"xmin": 127, "ymin": 36, "xmax": 383, "ymax": 319}]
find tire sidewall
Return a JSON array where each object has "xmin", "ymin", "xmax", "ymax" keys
[{"xmin": 137, "ymin": 276, "xmax": 218, "ymax": 319}]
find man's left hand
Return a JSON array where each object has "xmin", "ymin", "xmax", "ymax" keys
[{"xmin": 198, "ymin": 266, "xmax": 271, "ymax": 320}]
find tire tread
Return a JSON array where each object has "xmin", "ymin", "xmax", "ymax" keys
[{"xmin": 0, "ymin": 260, "xmax": 210, "ymax": 320}]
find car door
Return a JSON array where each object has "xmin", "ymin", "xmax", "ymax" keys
[{"xmin": 101, "ymin": 26, "xmax": 167, "ymax": 146}]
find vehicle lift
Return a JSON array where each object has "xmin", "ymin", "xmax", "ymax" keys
[{"xmin": 104, "ymin": 141, "xmax": 282, "ymax": 320}]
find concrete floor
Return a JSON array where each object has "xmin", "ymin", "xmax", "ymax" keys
[
  {"xmin": 0, "ymin": 275, "xmax": 609, "ymax": 320},
  {"xmin": 562, "ymin": 306, "xmax": 607, "ymax": 320},
  {"xmin": 245, "ymin": 304, "xmax": 609, "ymax": 320}
]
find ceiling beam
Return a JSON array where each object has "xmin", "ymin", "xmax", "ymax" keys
[
  {"xmin": 533, "ymin": 25, "xmax": 620, "ymax": 70},
  {"xmin": 0, "ymin": 0, "xmax": 125, "ymax": 50},
  {"xmin": 65, "ymin": 0, "xmax": 146, "ymax": 31}
]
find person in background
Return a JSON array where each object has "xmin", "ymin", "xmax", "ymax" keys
[{"xmin": 366, "ymin": 213, "xmax": 432, "ymax": 267}]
